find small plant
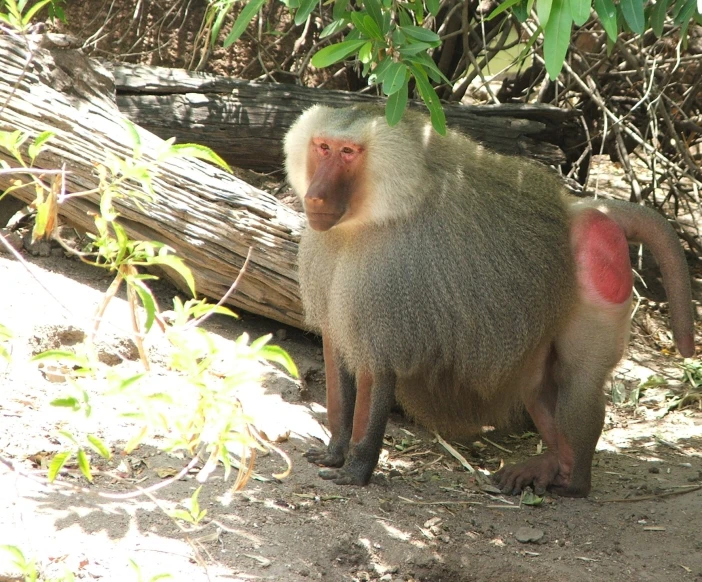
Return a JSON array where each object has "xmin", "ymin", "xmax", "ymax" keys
[
  {"xmin": 0, "ymin": 545, "xmax": 169, "ymax": 582},
  {"xmin": 169, "ymin": 486, "xmax": 208, "ymax": 525},
  {"xmin": 614, "ymin": 374, "xmax": 668, "ymax": 407},
  {"xmin": 129, "ymin": 559, "xmax": 172, "ymax": 582},
  {"xmin": 0, "ymin": 0, "xmax": 64, "ymax": 33},
  {"xmin": 1, "ymin": 121, "xmax": 297, "ymax": 489},
  {"xmin": 666, "ymin": 358, "xmax": 702, "ymax": 411},
  {"xmin": 679, "ymin": 358, "xmax": 702, "ymax": 389},
  {"xmin": 0, "ymin": 323, "xmax": 11, "ymax": 361},
  {"xmin": 1, "ymin": 545, "xmax": 38, "ymax": 582}
]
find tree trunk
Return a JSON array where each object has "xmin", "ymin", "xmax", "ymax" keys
[
  {"xmin": 112, "ymin": 63, "xmax": 585, "ymax": 174},
  {"xmin": 0, "ymin": 33, "xmax": 306, "ymax": 328}
]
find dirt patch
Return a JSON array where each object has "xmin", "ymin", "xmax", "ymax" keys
[{"xmin": 0, "ymin": 238, "xmax": 701, "ymax": 582}]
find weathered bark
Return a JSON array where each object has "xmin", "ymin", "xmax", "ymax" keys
[
  {"xmin": 0, "ymin": 33, "xmax": 588, "ymax": 330},
  {"xmin": 0, "ymin": 33, "xmax": 305, "ymax": 328},
  {"xmin": 112, "ymin": 63, "xmax": 585, "ymax": 174}
]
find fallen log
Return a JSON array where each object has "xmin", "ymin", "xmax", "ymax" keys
[
  {"xmin": 0, "ymin": 32, "xmax": 306, "ymax": 328},
  {"xmin": 112, "ymin": 63, "xmax": 585, "ymax": 174}
]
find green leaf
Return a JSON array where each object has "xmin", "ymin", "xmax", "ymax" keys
[
  {"xmin": 398, "ymin": 7, "xmax": 413, "ymax": 26},
  {"xmin": 650, "ymin": 0, "xmax": 668, "ymax": 36},
  {"xmin": 516, "ymin": 25, "xmax": 542, "ymax": 61},
  {"xmin": 351, "ymin": 12, "xmax": 383, "ymax": 39},
  {"xmin": 58, "ymin": 430, "xmax": 78, "ymax": 444},
  {"xmin": 521, "ymin": 490, "xmax": 544, "ymax": 506},
  {"xmin": 295, "ymin": 0, "xmax": 317, "ymax": 25},
  {"xmin": 149, "ymin": 254, "xmax": 196, "ymax": 297},
  {"xmin": 569, "ymin": 0, "xmax": 591, "ymax": 24},
  {"xmin": 259, "ymin": 345, "xmax": 300, "ymax": 376},
  {"xmin": 22, "ymin": 0, "xmax": 55, "ymax": 26},
  {"xmin": 124, "ymin": 425, "xmax": 149, "ymax": 453},
  {"xmin": 50, "ymin": 397, "xmax": 80, "ymax": 409},
  {"xmin": 250, "ymin": 333, "xmax": 272, "ymax": 351},
  {"xmin": 363, "ymin": 0, "xmax": 384, "ymax": 29},
  {"xmin": 487, "ymin": 0, "xmax": 523, "ymax": 19},
  {"xmin": 0, "ymin": 129, "xmax": 26, "ymax": 162},
  {"xmin": 385, "ymin": 80, "xmax": 408, "ymax": 126},
  {"xmin": 537, "ymin": 0, "xmax": 553, "ymax": 25},
  {"xmin": 209, "ymin": 1, "xmax": 232, "ymax": 45},
  {"xmin": 32, "ymin": 349, "xmax": 85, "ymax": 363},
  {"xmin": 49, "ymin": 3, "xmax": 66, "ymax": 22},
  {"xmin": 543, "ymin": 0, "xmax": 572, "ymax": 80},
  {"xmin": 673, "ymin": 0, "xmax": 695, "ymax": 24},
  {"xmin": 27, "ymin": 130, "xmax": 55, "ymax": 163},
  {"xmin": 312, "ymin": 39, "xmax": 367, "ymax": 67},
  {"xmin": 426, "ymin": 0, "xmax": 440, "ymax": 15},
  {"xmin": 512, "ymin": 0, "xmax": 530, "ymax": 21},
  {"xmin": 594, "ymin": 0, "xmax": 618, "ymax": 40},
  {"xmin": 320, "ymin": 17, "xmax": 348, "ymax": 38},
  {"xmin": 131, "ymin": 280, "xmax": 157, "ymax": 333},
  {"xmin": 408, "ymin": 64, "xmax": 446, "ymax": 134},
  {"xmin": 33, "ymin": 194, "xmax": 53, "ymax": 241},
  {"xmin": 672, "ymin": 0, "xmax": 686, "ymax": 19},
  {"xmin": 223, "ymin": 0, "xmax": 267, "ymax": 48},
  {"xmin": 333, "ymin": 0, "xmax": 350, "ymax": 19},
  {"xmin": 111, "ymin": 374, "xmax": 145, "ymax": 393},
  {"xmin": 400, "ymin": 25, "xmax": 440, "ymax": 43},
  {"xmin": 122, "ymin": 119, "xmax": 142, "ymax": 158},
  {"xmin": 188, "ymin": 486, "xmax": 202, "ymax": 516},
  {"xmin": 398, "ymin": 41, "xmax": 436, "ymax": 56},
  {"xmin": 678, "ymin": 15, "xmax": 691, "ymax": 44},
  {"xmin": 87, "ymin": 434, "xmax": 112, "ymax": 459},
  {"xmin": 405, "ymin": 52, "xmax": 451, "ymax": 83},
  {"xmin": 382, "ymin": 62, "xmax": 409, "ymax": 95},
  {"xmin": 620, "ymin": 0, "xmax": 645, "ymax": 33},
  {"xmin": 370, "ymin": 56, "xmax": 393, "ymax": 83},
  {"xmin": 77, "ymin": 448, "xmax": 93, "ymax": 482},
  {"xmin": 170, "ymin": 509, "xmax": 196, "ymax": 524},
  {"xmin": 358, "ymin": 41, "xmax": 373, "ymax": 64},
  {"xmin": 1, "ymin": 545, "xmax": 28, "ymax": 566},
  {"xmin": 166, "ymin": 143, "xmax": 231, "ymax": 172},
  {"xmin": 48, "ymin": 451, "xmax": 71, "ymax": 482}
]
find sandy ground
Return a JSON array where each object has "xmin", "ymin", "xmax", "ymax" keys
[{"xmin": 0, "ymin": 223, "xmax": 701, "ymax": 582}]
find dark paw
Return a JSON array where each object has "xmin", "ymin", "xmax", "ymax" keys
[
  {"xmin": 493, "ymin": 454, "xmax": 559, "ymax": 496},
  {"xmin": 318, "ymin": 467, "xmax": 370, "ymax": 486},
  {"xmin": 304, "ymin": 447, "xmax": 344, "ymax": 468},
  {"xmin": 493, "ymin": 454, "xmax": 591, "ymax": 497}
]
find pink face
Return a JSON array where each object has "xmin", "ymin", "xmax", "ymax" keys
[{"xmin": 304, "ymin": 136, "xmax": 366, "ymax": 231}]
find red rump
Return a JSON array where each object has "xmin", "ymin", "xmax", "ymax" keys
[{"xmin": 574, "ymin": 210, "xmax": 633, "ymax": 304}]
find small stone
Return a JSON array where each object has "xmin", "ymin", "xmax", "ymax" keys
[
  {"xmin": 424, "ymin": 517, "xmax": 442, "ymax": 528},
  {"xmin": 515, "ymin": 527, "xmax": 545, "ymax": 543},
  {"xmin": 23, "ymin": 231, "xmax": 52, "ymax": 257}
]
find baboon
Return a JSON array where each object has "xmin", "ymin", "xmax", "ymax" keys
[{"xmin": 284, "ymin": 105, "xmax": 695, "ymax": 497}]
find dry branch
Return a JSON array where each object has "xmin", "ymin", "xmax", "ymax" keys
[
  {"xmin": 0, "ymin": 32, "xmax": 306, "ymax": 328},
  {"xmin": 111, "ymin": 63, "xmax": 585, "ymax": 173}
]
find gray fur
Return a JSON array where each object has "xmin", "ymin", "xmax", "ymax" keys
[{"xmin": 290, "ymin": 106, "xmax": 577, "ymax": 436}]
